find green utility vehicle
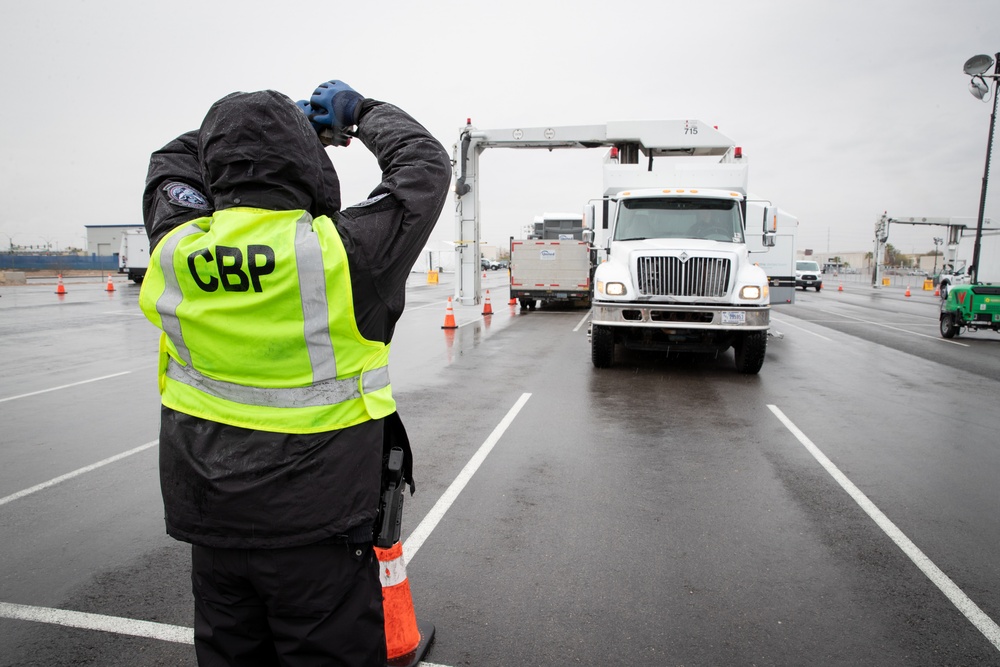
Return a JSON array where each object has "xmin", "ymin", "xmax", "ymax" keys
[
  {"xmin": 939, "ymin": 284, "xmax": 1000, "ymax": 338},
  {"xmin": 938, "ymin": 230, "xmax": 999, "ymax": 339}
]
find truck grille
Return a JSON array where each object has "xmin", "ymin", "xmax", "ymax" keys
[{"xmin": 636, "ymin": 256, "xmax": 731, "ymax": 297}]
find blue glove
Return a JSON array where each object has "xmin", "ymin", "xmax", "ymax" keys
[
  {"xmin": 295, "ymin": 99, "xmax": 322, "ymax": 132},
  {"xmin": 309, "ymin": 80, "xmax": 364, "ymax": 129}
]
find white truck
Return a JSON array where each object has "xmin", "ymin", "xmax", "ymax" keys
[
  {"xmin": 118, "ymin": 228, "xmax": 149, "ymax": 283},
  {"xmin": 588, "ymin": 126, "xmax": 784, "ymax": 373},
  {"xmin": 452, "ymin": 120, "xmax": 793, "ymax": 373}
]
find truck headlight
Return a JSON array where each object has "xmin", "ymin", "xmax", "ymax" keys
[
  {"xmin": 604, "ymin": 281, "xmax": 627, "ymax": 296},
  {"xmin": 740, "ymin": 285, "xmax": 764, "ymax": 300}
]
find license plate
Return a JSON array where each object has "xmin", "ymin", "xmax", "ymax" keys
[{"xmin": 721, "ymin": 311, "xmax": 746, "ymax": 325}]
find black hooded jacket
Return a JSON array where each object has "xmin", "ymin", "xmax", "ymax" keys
[{"xmin": 142, "ymin": 90, "xmax": 451, "ymax": 548}]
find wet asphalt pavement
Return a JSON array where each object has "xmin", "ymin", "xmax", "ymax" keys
[{"xmin": 1, "ymin": 272, "xmax": 998, "ymax": 666}]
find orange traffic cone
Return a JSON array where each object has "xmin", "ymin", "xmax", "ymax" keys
[
  {"xmin": 934, "ymin": 287, "xmax": 940, "ymax": 297},
  {"xmin": 376, "ymin": 542, "xmax": 434, "ymax": 667},
  {"xmin": 55, "ymin": 275, "xmax": 67, "ymax": 295},
  {"xmin": 441, "ymin": 296, "xmax": 457, "ymax": 329},
  {"xmin": 905, "ymin": 285, "xmax": 911, "ymax": 297},
  {"xmin": 482, "ymin": 290, "xmax": 493, "ymax": 315},
  {"xmin": 508, "ymin": 294, "xmax": 517, "ymax": 306},
  {"xmin": 105, "ymin": 275, "xmax": 115, "ymax": 292},
  {"xmin": 838, "ymin": 283, "xmax": 843, "ymax": 292}
]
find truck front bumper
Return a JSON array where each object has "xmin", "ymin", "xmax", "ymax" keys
[{"xmin": 592, "ymin": 301, "xmax": 770, "ymax": 330}]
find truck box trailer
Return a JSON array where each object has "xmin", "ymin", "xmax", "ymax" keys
[
  {"xmin": 509, "ymin": 238, "xmax": 592, "ymax": 309},
  {"xmin": 118, "ymin": 228, "xmax": 149, "ymax": 283}
]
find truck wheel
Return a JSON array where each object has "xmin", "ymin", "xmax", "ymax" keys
[
  {"xmin": 519, "ymin": 298, "xmax": 532, "ymax": 310},
  {"xmin": 734, "ymin": 331, "xmax": 767, "ymax": 374},
  {"xmin": 591, "ymin": 325, "xmax": 615, "ymax": 368},
  {"xmin": 815, "ymin": 284, "xmax": 821, "ymax": 292},
  {"xmin": 940, "ymin": 313, "xmax": 959, "ymax": 339}
]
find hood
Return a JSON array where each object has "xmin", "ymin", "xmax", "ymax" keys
[
  {"xmin": 616, "ymin": 238, "xmax": 740, "ymax": 255},
  {"xmin": 198, "ymin": 90, "xmax": 340, "ymax": 216}
]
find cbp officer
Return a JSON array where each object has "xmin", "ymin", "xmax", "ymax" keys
[{"xmin": 139, "ymin": 80, "xmax": 451, "ymax": 666}]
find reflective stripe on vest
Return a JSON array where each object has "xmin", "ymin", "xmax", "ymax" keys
[
  {"xmin": 165, "ymin": 358, "xmax": 390, "ymax": 409},
  {"xmin": 140, "ymin": 208, "xmax": 395, "ymax": 433}
]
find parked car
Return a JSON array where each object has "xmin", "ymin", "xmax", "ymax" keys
[
  {"xmin": 481, "ymin": 258, "xmax": 491, "ymax": 271},
  {"xmin": 795, "ymin": 260, "xmax": 823, "ymax": 291}
]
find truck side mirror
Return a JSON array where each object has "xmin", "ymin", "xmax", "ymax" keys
[
  {"xmin": 583, "ymin": 204, "xmax": 596, "ymax": 232},
  {"xmin": 582, "ymin": 229, "xmax": 594, "ymax": 244},
  {"xmin": 762, "ymin": 206, "xmax": 778, "ymax": 248}
]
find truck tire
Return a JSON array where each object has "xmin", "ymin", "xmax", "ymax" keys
[
  {"xmin": 591, "ymin": 325, "xmax": 615, "ymax": 368},
  {"xmin": 734, "ymin": 331, "xmax": 767, "ymax": 374},
  {"xmin": 940, "ymin": 313, "xmax": 959, "ymax": 339}
]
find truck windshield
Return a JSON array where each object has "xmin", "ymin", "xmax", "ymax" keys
[{"xmin": 615, "ymin": 198, "xmax": 744, "ymax": 243}]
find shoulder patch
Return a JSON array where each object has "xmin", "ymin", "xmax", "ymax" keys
[
  {"xmin": 163, "ymin": 182, "xmax": 210, "ymax": 210},
  {"xmin": 348, "ymin": 193, "xmax": 390, "ymax": 209}
]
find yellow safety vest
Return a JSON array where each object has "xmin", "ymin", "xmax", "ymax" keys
[{"xmin": 139, "ymin": 208, "xmax": 395, "ymax": 434}]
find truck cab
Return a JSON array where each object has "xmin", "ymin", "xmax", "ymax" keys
[
  {"xmin": 592, "ymin": 187, "xmax": 773, "ymax": 373},
  {"xmin": 937, "ymin": 263, "xmax": 971, "ymax": 298}
]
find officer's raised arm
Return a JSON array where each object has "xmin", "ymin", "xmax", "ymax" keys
[
  {"xmin": 142, "ymin": 131, "xmax": 214, "ymax": 251},
  {"xmin": 306, "ymin": 81, "xmax": 451, "ymax": 293}
]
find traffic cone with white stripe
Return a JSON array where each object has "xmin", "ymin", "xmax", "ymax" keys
[
  {"xmin": 905, "ymin": 285, "xmax": 911, "ymax": 297},
  {"xmin": 55, "ymin": 275, "xmax": 67, "ymax": 295},
  {"xmin": 441, "ymin": 297, "xmax": 457, "ymax": 329},
  {"xmin": 376, "ymin": 541, "xmax": 434, "ymax": 667},
  {"xmin": 105, "ymin": 274, "xmax": 115, "ymax": 292},
  {"xmin": 482, "ymin": 290, "xmax": 493, "ymax": 315}
]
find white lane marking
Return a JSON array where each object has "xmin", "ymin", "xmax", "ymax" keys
[
  {"xmin": 768, "ymin": 405, "xmax": 1000, "ymax": 652},
  {"xmin": 0, "ymin": 441, "xmax": 158, "ymax": 507},
  {"xmin": 0, "ymin": 598, "xmax": 456, "ymax": 666},
  {"xmin": 573, "ymin": 309, "xmax": 592, "ymax": 333},
  {"xmin": 770, "ymin": 316, "xmax": 835, "ymax": 342},
  {"xmin": 816, "ymin": 308, "xmax": 969, "ymax": 347},
  {"xmin": 403, "ymin": 393, "xmax": 532, "ymax": 566},
  {"xmin": 0, "ymin": 371, "xmax": 132, "ymax": 404},
  {"xmin": 0, "ymin": 602, "xmax": 193, "ymax": 644}
]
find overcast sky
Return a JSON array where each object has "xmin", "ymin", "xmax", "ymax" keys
[{"xmin": 2, "ymin": 0, "xmax": 998, "ymax": 259}]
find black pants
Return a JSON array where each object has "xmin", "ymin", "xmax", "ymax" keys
[{"xmin": 191, "ymin": 542, "xmax": 386, "ymax": 667}]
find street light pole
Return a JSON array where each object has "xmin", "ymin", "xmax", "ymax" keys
[{"xmin": 966, "ymin": 52, "xmax": 1000, "ymax": 285}]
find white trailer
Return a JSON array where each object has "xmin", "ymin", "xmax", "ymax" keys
[
  {"xmin": 746, "ymin": 202, "xmax": 798, "ymax": 304},
  {"xmin": 509, "ymin": 239, "xmax": 592, "ymax": 309},
  {"xmin": 118, "ymin": 228, "xmax": 149, "ymax": 283}
]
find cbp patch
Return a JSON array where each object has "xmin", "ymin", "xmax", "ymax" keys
[{"xmin": 163, "ymin": 182, "xmax": 210, "ymax": 210}]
